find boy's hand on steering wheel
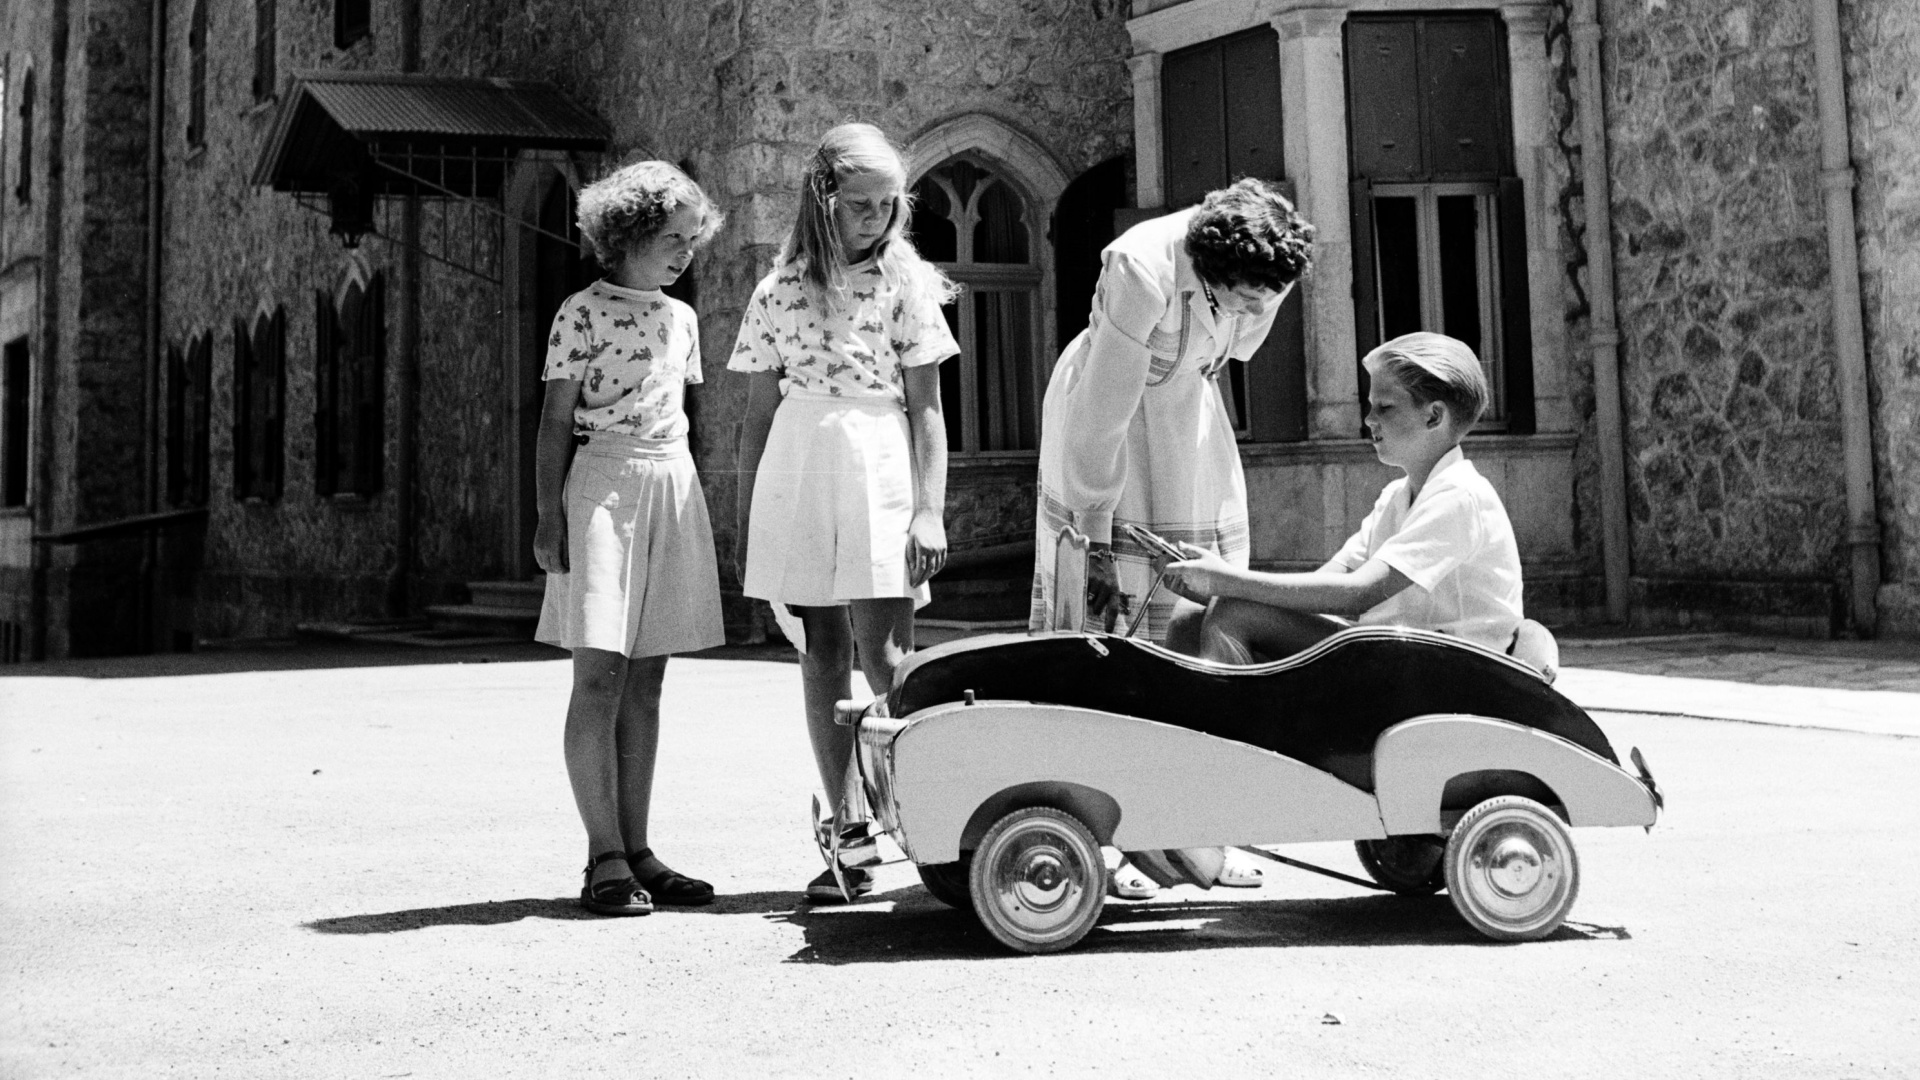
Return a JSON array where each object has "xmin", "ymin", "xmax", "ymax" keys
[{"xmin": 1162, "ymin": 542, "xmax": 1227, "ymax": 603}]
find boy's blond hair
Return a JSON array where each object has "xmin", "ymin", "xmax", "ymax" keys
[
  {"xmin": 1363, "ymin": 332, "xmax": 1490, "ymax": 429},
  {"xmin": 575, "ymin": 160, "xmax": 722, "ymax": 270}
]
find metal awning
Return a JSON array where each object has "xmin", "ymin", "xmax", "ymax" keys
[
  {"xmin": 252, "ymin": 71, "xmax": 610, "ymax": 280},
  {"xmin": 253, "ymin": 71, "xmax": 609, "ymax": 197}
]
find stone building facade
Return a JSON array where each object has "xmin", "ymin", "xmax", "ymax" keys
[{"xmin": 0, "ymin": 0, "xmax": 1913, "ymax": 659}]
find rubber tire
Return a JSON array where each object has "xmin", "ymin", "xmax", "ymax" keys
[
  {"xmin": 1443, "ymin": 796, "xmax": 1580, "ymax": 942},
  {"xmin": 917, "ymin": 859, "xmax": 974, "ymax": 910},
  {"xmin": 1355, "ymin": 835, "xmax": 1447, "ymax": 895},
  {"xmin": 968, "ymin": 806, "xmax": 1107, "ymax": 954}
]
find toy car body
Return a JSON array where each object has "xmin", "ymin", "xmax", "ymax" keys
[{"xmin": 836, "ymin": 625, "xmax": 1663, "ymax": 953}]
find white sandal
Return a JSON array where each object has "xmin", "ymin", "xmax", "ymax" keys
[
  {"xmin": 1108, "ymin": 859, "xmax": 1160, "ymax": 900},
  {"xmin": 1215, "ymin": 848, "xmax": 1265, "ymax": 888}
]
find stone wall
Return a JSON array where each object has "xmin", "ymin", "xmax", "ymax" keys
[
  {"xmin": 1599, "ymin": 0, "xmax": 1850, "ymax": 629},
  {"xmin": 1846, "ymin": 0, "xmax": 1920, "ymax": 636}
]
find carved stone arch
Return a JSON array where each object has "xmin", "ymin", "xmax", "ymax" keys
[{"xmin": 904, "ymin": 113, "xmax": 1070, "ymax": 212}]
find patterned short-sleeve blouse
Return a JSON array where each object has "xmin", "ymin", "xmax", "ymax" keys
[
  {"xmin": 726, "ymin": 258, "xmax": 958, "ymax": 402},
  {"xmin": 543, "ymin": 281, "xmax": 702, "ymax": 440}
]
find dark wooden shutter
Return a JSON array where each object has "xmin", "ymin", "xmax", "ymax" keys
[
  {"xmin": 1222, "ymin": 30, "xmax": 1283, "ymax": 184},
  {"xmin": 1346, "ymin": 19, "xmax": 1423, "ymax": 181},
  {"xmin": 262, "ymin": 307, "xmax": 286, "ymax": 496},
  {"xmin": 1162, "ymin": 43, "xmax": 1225, "ymax": 209},
  {"xmin": 252, "ymin": 0, "xmax": 276, "ymax": 102},
  {"xmin": 166, "ymin": 343, "xmax": 186, "ymax": 506},
  {"xmin": 1423, "ymin": 18, "xmax": 1508, "ymax": 177},
  {"xmin": 191, "ymin": 335, "xmax": 211, "ymax": 505},
  {"xmin": 1497, "ymin": 176, "xmax": 1534, "ymax": 433},
  {"xmin": 354, "ymin": 274, "xmax": 386, "ymax": 495},
  {"xmin": 1349, "ymin": 179, "xmax": 1379, "ymax": 436},
  {"xmin": 314, "ymin": 290, "xmax": 336, "ymax": 497},
  {"xmin": 1245, "ymin": 178, "xmax": 1306, "ymax": 442},
  {"xmin": 232, "ymin": 317, "xmax": 254, "ymax": 498}
]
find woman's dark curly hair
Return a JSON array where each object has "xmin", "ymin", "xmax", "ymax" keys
[
  {"xmin": 575, "ymin": 160, "xmax": 722, "ymax": 269},
  {"xmin": 1184, "ymin": 177, "xmax": 1315, "ymax": 294}
]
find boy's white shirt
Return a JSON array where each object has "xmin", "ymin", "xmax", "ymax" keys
[{"xmin": 1329, "ymin": 446, "xmax": 1524, "ymax": 652}]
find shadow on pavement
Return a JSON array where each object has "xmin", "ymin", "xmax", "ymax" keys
[
  {"xmin": 771, "ymin": 888, "xmax": 1631, "ymax": 963},
  {"xmin": 306, "ymin": 889, "xmax": 806, "ymax": 934}
]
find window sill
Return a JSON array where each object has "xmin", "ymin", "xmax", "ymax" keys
[
  {"xmin": 1237, "ymin": 431, "xmax": 1577, "ymax": 466},
  {"xmin": 327, "ymin": 492, "xmax": 378, "ymax": 510},
  {"xmin": 242, "ymin": 98, "xmax": 277, "ymax": 120},
  {"xmin": 182, "ymin": 144, "xmax": 207, "ymax": 165}
]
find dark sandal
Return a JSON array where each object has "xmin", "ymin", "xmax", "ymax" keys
[
  {"xmin": 627, "ymin": 847, "xmax": 715, "ymax": 906},
  {"xmin": 580, "ymin": 851, "xmax": 652, "ymax": 916}
]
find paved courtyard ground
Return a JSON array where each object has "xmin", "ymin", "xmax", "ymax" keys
[{"xmin": 2, "ymin": 630, "xmax": 1917, "ymax": 1078}]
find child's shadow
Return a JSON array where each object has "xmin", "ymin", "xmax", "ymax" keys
[
  {"xmin": 770, "ymin": 887, "xmax": 1631, "ymax": 964},
  {"xmin": 305, "ymin": 890, "xmax": 802, "ymax": 934}
]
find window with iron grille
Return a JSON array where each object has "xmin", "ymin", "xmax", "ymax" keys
[
  {"xmin": 1346, "ymin": 13, "xmax": 1533, "ymax": 432},
  {"xmin": 335, "ymin": 0, "xmax": 370, "ymax": 49},
  {"xmin": 252, "ymin": 0, "xmax": 278, "ymax": 103},
  {"xmin": 167, "ymin": 334, "xmax": 212, "ymax": 507},
  {"xmin": 911, "ymin": 157, "xmax": 1043, "ymax": 456},
  {"xmin": 1161, "ymin": 26, "xmax": 1308, "ymax": 443},
  {"xmin": 232, "ymin": 309, "xmax": 286, "ymax": 501},
  {"xmin": 186, "ymin": 0, "xmax": 207, "ymax": 148},
  {"xmin": 2, "ymin": 337, "xmax": 29, "ymax": 508},
  {"xmin": 314, "ymin": 276, "xmax": 385, "ymax": 498}
]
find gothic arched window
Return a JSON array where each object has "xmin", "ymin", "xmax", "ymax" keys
[{"xmin": 911, "ymin": 158, "xmax": 1043, "ymax": 455}]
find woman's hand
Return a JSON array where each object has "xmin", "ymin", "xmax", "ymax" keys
[
  {"xmin": 533, "ymin": 514, "xmax": 568, "ymax": 575},
  {"xmin": 906, "ymin": 510, "xmax": 947, "ymax": 587},
  {"xmin": 1160, "ymin": 542, "xmax": 1231, "ymax": 604},
  {"xmin": 1086, "ymin": 549, "xmax": 1124, "ymax": 631}
]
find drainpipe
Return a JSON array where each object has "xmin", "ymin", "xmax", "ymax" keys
[
  {"xmin": 140, "ymin": 0, "xmax": 169, "ymax": 651},
  {"xmin": 29, "ymin": 0, "xmax": 71, "ymax": 660},
  {"xmin": 1572, "ymin": 0, "xmax": 1630, "ymax": 623},
  {"xmin": 1808, "ymin": 0, "xmax": 1880, "ymax": 636},
  {"xmin": 388, "ymin": 0, "xmax": 421, "ymax": 617}
]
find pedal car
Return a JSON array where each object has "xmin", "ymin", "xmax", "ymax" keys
[{"xmin": 832, "ymin": 625, "xmax": 1663, "ymax": 954}]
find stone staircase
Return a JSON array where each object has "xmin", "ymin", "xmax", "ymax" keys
[{"xmin": 424, "ymin": 578, "xmax": 545, "ymax": 640}]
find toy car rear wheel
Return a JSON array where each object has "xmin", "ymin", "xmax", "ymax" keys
[
  {"xmin": 917, "ymin": 858, "xmax": 974, "ymax": 910},
  {"xmin": 1443, "ymin": 796, "xmax": 1580, "ymax": 942},
  {"xmin": 968, "ymin": 807, "xmax": 1106, "ymax": 954},
  {"xmin": 1355, "ymin": 836, "xmax": 1446, "ymax": 895}
]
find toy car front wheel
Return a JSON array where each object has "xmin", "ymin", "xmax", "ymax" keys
[
  {"xmin": 1443, "ymin": 796, "xmax": 1580, "ymax": 942},
  {"xmin": 968, "ymin": 807, "xmax": 1106, "ymax": 954},
  {"xmin": 917, "ymin": 858, "xmax": 973, "ymax": 910},
  {"xmin": 1355, "ymin": 835, "xmax": 1446, "ymax": 895}
]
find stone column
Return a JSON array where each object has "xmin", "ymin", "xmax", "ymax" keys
[
  {"xmin": 1274, "ymin": 7, "xmax": 1357, "ymax": 440},
  {"xmin": 1128, "ymin": 51, "xmax": 1165, "ymax": 210},
  {"xmin": 1502, "ymin": 3, "xmax": 1573, "ymax": 433}
]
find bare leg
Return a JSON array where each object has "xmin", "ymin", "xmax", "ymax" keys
[
  {"xmin": 793, "ymin": 605, "xmax": 856, "ymax": 804},
  {"xmin": 564, "ymin": 648, "xmax": 635, "ymax": 889},
  {"xmin": 847, "ymin": 597, "xmax": 916, "ymax": 697},
  {"xmin": 1161, "ymin": 598, "xmax": 1208, "ymax": 656},
  {"xmin": 613, "ymin": 654, "xmax": 667, "ymax": 859},
  {"xmin": 1199, "ymin": 598, "xmax": 1346, "ymax": 664}
]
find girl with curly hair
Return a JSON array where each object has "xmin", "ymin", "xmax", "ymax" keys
[
  {"xmin": 1028, "ymin": 177, "xmax": 1314, "ymax": 897},
  {"xmin": 729, "ymin": 123, "xmax": 959, "ymax": 903},
  {"xmin": 532, "ymin": 160, "xmax": 726, "ymax": 916}
]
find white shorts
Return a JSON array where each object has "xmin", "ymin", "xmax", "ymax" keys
[
  {"xmin": 535, "ymin": 432, "xmax": 725, "ymax": 658},
  {"xmin": 743, "ymin": 389, "xmax": 931, "ymax": 611}
]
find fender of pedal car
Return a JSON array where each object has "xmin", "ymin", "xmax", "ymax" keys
[
  {"xmin": 870, "ymin": 699, "xmax": 1387, "ymax": 865},
  {"xmin": 1373, "ymin": 714, "xmax": 1661, "ymax": 834}
]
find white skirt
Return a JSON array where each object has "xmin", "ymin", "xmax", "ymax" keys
[
  {"xmin": 744, "ymin": 389, "xmax": 932, "ymax": 617},
  {"xmin": 535, "ymin": 432, "xmax": 725, "ymax": 658}
]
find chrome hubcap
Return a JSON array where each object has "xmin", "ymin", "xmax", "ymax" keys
[
  {"xmin": 989, "ymin": 825, "xmax": 1092, "ymax": 938},
  {"xmin": 1462, "ymin": 816, "xmax": 1567, "ymax": 930}
]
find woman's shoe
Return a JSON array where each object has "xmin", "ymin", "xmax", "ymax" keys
[
  {"xmin": 627, "ymin": 847, "xmax": 715, "ymax": 907},
  {"xmin": 805, "ymin": 865, "xmax": 873, "ymax": 903},
  {"xmin": 1215, "ymin": 847, "xmax": 1264, "ymax": 888},
  {"xmin": 580, "ymin": 851, "xmax": 653, "ymax": 916},
  {"xmin": 1107, "ymin": 859, "xmax": 1160, "ymax": 900}
]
